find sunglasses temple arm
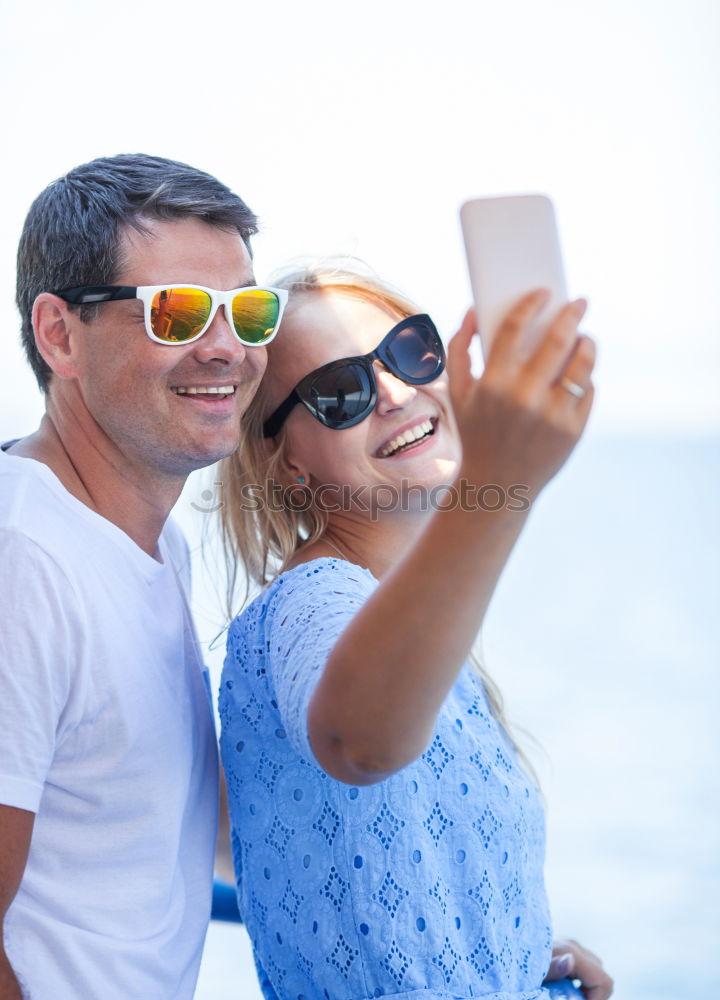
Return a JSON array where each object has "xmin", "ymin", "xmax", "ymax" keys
[
  {"xmin": 58, "ymin": 286, "xmax": 138, "ymax": 305},
  {"xmin": 263, "ymin": 391, "xmax": 301, "ymax": 438}
]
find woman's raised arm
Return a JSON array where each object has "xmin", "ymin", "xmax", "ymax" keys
[{"xmin": 308, "ymin": 291, "xmax": 595, "ymax": 783}]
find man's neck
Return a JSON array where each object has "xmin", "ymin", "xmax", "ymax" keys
[{"xmin": 9, "ymin": 411, "xmax": 184, "ymax": 558}]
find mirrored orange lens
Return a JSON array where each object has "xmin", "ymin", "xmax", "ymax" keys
[
  {"xmin": 231, "ymin": 289, "xmax": 280, "ymax": 344},
  {"xmin": 150, "ymin": 287, "xmax": 212, "ymax": 342}
]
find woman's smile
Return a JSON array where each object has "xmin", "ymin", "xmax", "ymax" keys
[{"xmin": 375, "ymin": 415, "xmax": 437, "ymax": 459}]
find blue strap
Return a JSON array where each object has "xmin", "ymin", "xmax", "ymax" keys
[
  {"xmin": 545, "ymin": 980, "xmax": 584, "ymax": 998},
  {"xmin": 211, "ymin": 879, "xmax": 242, "ymax": 923}
]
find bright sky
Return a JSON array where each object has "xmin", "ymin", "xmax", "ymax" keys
[{"xmin": 1, "ymin": 0, "xmax": 718, "ymax": 439}]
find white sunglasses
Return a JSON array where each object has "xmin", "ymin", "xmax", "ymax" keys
[{"xmin": 54, "ymin": 283, "xmax": 289, "ymax": 346}]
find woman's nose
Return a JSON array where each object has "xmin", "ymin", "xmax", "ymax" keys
[{"xmin": 374, "ymin": 364, "xmax": 417, "ymax": 414}]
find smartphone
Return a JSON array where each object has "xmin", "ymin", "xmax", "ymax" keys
[{"xmin": 460, "ymin": 194, "xmax": 569, "ymax": 359}]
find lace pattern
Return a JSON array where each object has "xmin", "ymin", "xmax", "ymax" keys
[{"xmin": 220, "ymin": 559, "xmax": 552, "ymax": 999}]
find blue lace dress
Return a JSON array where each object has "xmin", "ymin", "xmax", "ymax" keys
[{"xmin": 219, "ymin": 559, "xmax": 553, "ymax": 1000}]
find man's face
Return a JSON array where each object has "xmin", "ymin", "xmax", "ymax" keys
[{"xmin": 69, "ymin": 216, "xmax": 266, "ymax": 480}]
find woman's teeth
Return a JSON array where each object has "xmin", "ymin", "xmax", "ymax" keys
[
  {"xmin": 171, "ymin": 386, "xmax": 235, "ymax": 396},
  {"xmin": 379, "ymin": 419, "xmax": 434, "ymax": 458}
]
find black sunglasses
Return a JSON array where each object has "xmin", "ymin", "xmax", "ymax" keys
[{"xmin": 263, "ymin": 314, "xmax": 445, "ymax": 436}]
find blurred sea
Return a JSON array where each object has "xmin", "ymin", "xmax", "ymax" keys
[{"xmin": 176, "ymin": 432, "xmax": 719, "ymax": 1000}]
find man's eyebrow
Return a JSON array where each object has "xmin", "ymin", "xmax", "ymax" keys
[{"xmin": 238, "ymin": 277, "xmax": 258, "ymax": 288}]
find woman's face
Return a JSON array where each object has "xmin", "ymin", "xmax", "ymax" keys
[{"xmin": 263, "ymin": 290, "xmax": 461, "ymax": 516}]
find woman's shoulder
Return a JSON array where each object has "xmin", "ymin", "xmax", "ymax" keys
[
  {"xmin": 226, "ymin": 557, "xmax": 378, "ymax": 651},
  {"xmin": 221, "ymin": 558, "xmax": 381, "ymax": 763},
  {"xmin": 278, "ymin": 555, "xmax": 377, "ymax": 587}
]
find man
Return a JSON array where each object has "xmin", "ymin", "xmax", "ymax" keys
[{"xmin": 0, "ymin": 154, "xmax": 283, "ymax": 997}]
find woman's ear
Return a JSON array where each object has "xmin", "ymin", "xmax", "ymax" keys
[
  {"xmin": 278, "ymin": 453, "xmax": 310, "ymax": 488},
  {"xmin": 269, "ymin": 437, "xmax": 310, "ymax": 489},
  {"xmin": 32, "ymin": 294, "xmax": 83, "ymax": 381}
]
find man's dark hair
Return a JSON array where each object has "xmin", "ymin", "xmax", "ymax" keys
[{"xmin": 17, "ymin": 153, "xmax": 259, "ymax": 392}]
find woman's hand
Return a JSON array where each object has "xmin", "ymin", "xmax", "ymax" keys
[
  {"xmin": 446, "ymin": 291, "xmax": 596, "ymax": 503},
  {"xmin": 545, "ymin": 937, "xmax": 614, "ymax": 1000}
]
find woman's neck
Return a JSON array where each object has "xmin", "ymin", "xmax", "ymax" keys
[{"xmin": 296, "ymin": 509, "xmax": 427, "ymax": 579}]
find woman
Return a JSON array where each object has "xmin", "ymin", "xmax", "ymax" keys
[{"xmin": 218, "ymin": 262, "xmax": 613, "ymax": 1000}]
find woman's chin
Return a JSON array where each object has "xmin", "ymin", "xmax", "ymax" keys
[
  {"xmin": 435, "ymin": 456, "xmax": 459, "ymax": 480},
  {"xmin": 397, "ymin": 455, "xmax": 460, "ymax": 498},
  {"xmin": 406, "ymin": 454, "xmax": 460, "ymax": 488}
]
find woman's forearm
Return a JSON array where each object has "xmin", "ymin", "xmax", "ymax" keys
[{"xmin": 307, "ymin": 486, "xmax": 529, "ymax": 783}]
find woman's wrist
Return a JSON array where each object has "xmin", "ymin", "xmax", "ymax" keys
[{"xmin": 431, "ymin": 464, "xmax": 533, "ymax": 551}]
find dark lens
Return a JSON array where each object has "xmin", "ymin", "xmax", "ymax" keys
[
  {"xmin": 308, "ymin": 363, "xmax": 374, "ymax": 428},
  {"xmin": 384, "ymin": 321, "xmax": 443, "ymax": 382}
]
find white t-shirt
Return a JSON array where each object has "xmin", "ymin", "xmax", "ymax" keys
[{"xmin": 0, "ymin": 450, "xmax": 219, "ymax": 999}]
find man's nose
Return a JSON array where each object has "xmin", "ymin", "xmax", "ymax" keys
[{"xmin": 191, "ymin": 306, "xmax": 247, "ymax": 364}]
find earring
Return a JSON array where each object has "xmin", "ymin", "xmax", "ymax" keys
[{"xmin": 297, "ymin": 476, "xmax": 306, "ymax": 484}]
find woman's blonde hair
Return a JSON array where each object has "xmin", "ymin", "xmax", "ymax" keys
[{"xmin": 219, "ymin": 258, "xmax": 538, "ymax": 782}]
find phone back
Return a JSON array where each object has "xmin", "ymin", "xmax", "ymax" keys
[{"xmin": 460, "ymin": 194, "xmax": 568, "ymax": 358}]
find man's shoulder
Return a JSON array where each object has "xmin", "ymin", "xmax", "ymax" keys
[
  {"xmin": 0, "ymin": 451, "xmax": 192, "ymax": 590},
  {"xmin": 0, "ymin": 453, "xmax": 143, "ymax": 595},
  {"xmin": 0, "ymin": 450, "xmax": 86, "ymax": 549}
]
